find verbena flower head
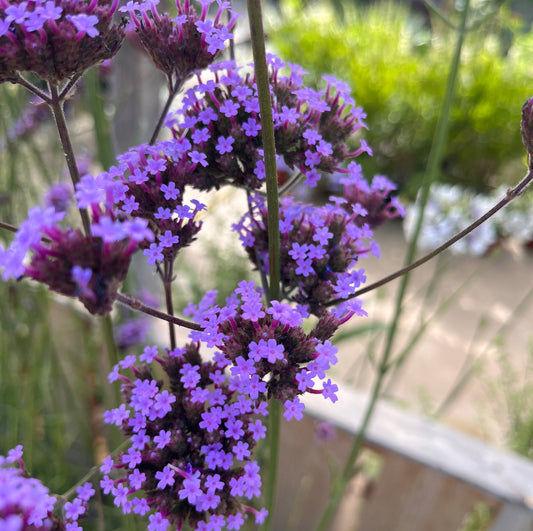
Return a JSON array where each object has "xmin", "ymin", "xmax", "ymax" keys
[
  {"xmin": 0, "ymin": 447, "xmax": 57, "ymax": 530},
  {"xmin": 185, "ymin": 281, "xmax": 344, "ymax": 412},
  {"xmin": 103, "ymin": 342, "xmax": 266, "ymax": 530},
  {"xmin": 164, "ymin": 54, "xmax": 370, "ymax": 191},
  {"xmin": 340, "ymin": 162, "xmax": 405, "ymax": 229},
  {"xmin": 113, "ymin": 141, "xmax": 205, "ymax": 267},
  {"xmin": 0, "ymin": 0, "xmax": 124, "ymax": 84},
  {"xmin": 233, "ymin": 195, "xmax": 375, "ymax": 316},
  {"xmin": 0, "ymin": 446, "xmax": 95, "ymax": 530},
  {"xmin": 119, "ymin": 0, "xmax": 240, "ymax": 90},
  {"xmin": 0, "ymin": 176, "xmax": 153, "ymax": 314}
]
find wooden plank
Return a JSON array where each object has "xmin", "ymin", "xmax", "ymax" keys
[
  {"xmin": 274, "ymin": 412, "xmax": 362, "ymax": 531},
  {"xmin": 357, "ymin": 451, "xmax": 497, "ymax": 531},
  {"xmin": 302, "ymin": 383, "xmax": 533, "ymax": 511}
]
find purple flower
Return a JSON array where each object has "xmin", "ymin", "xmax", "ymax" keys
[
  {"xmin": 155, "ymin": 465, "xmax": 176, "ymax": 489},
  {"xmin": 159, "ymin": 230, "xmax": 180, "ymax": 248},
  {"xmin": 160, "ymin": 181, "xmax": 180, "ymax": 200},
  {"xmin": 67, "ymin": 14, "xmax": 99, "ymax": 38},
  {"xmin": 148, "ymin": 512, "xmax": 170, "ymax": 531},
  {"xmin": 166, "ymin": 54, "xmax": 372, "ymax": 192},
  {"xmin": 120, "ymin": 0, "xmax": 238, "ymax": 91},
  {"xmin": 153, "ymin": 429, "xmax": 171, "ymax": 449},
  {"xmin": 0, "ymin": 447, "xmax": 59, "ymax": 528},
  {"xmin": 283, "ymin": 397, "xmax": 305, "ymax": 421},
  {"xmin": 144, "ymin": 243, "xmax": 164, "ymax": 265},
  {"xmin": 0, "ymin": 0, "xmax": 123, "ymax": 84},
  {"xmin": 64, "ymin": 498, "xmax": 85, "ymax": 521},
  {"xmin": 215, "ymin": 135, "xmax": 235, "ymax": 154},
  {"xmin": 234, "ymin": 194, "xmax": 373, "ymax": 316},
  {"xmin": 104, "ymin": 342, "xmax": 266, "ymax": 529},
  {"xmin": 76, "ymin": 483, "xmax": 95, "ymax": 502}
]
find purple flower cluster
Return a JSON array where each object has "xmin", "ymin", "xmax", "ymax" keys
[
  {"xmin": 0, "ymin": 0, "xmax": 124, "ymax": 83},
  {"xmin": 233, "ymin": 194, "xmax": 376, "ymax": 316},
  {"xmin": 0, "ymin": 446, "xmax": 95, "ymax": 531},
  {"xmin": 0, "ymin": 175, "xmax": 154, "ymax": 314},
  {"xmin": 119, "ymin": 0, "xmax": 239, "ymax": 90},
  {"xmin": 185, "ymin": 281, "xmax": 342, "ymax": 411},
  {"xmin": 340, "ymin": 161, "xmax": 405, "ymax": 229},
  {"xmin": 102, "ymin": 343, "xmax": 267, "ymax": 530},
  {"xmin": 112, "ymin": 141, "xmax": 206, "ymax": 267},
  {"xmin": 164, "ymin": 54, "xmax": 370, "ymax": 191}
]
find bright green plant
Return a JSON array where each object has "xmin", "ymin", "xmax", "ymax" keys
[{"xmin": 270, "ymin": 0, "xmax": 532, "ymax": 197}]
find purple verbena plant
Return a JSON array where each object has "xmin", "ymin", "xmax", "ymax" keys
[{"xmin": 5, "ymin": 0, "xmax": 529, "ymax": 529}]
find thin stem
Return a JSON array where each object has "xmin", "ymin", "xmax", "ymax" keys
[
  {"xmin": 264, "ymin": 399, "xmax": 281, "ymax": 525},
  {"xmin": 247, "ymin": 0, "xmax": 280, "ymax": 528},
  {"xmin": 0, "ymin": 220, "xmax": 18, "ymax": 234},
  {"xmin": 248, "ymin": 0, "xmax": 280, "ymax": 302},
  {"xmin": 423, "ymin": 0, "xmax": 456, "ymax": 29},
  {"xmin": 60, "ymin": 440, "xmax": 130, "ymax": 499},
  {"xmin": 47, "ymin": 82, "xmax": 92, "ymax": 236},
  {"xmin": 86, "ymin": 67, "xmax": 115, "ymax": 170},
  {"xmin": 101, "ymin": 314, "xmax": 119, "ymax": 369},
  {"xmin": 59, "ymin": 72, "xmax": 84, "ymax": 101},
  {"xmin": 316, "ymin": 1, "xmax": 472, "ymax": 528},
  {"xmin": 332, "ymin": 169, "xmax": 533, "ymax": 302},
  {"xmin": 278, "ymin": 171, "xmax": 304, "ymax": 197},
  {"xmin": 115, "ymin": 292, "xmax": 202, "ymax": 331},
  {"xmin": 162, "ymin": 259, "xmax": 177, "ymax": 350},
  {"xmin": 149, "ymin": 85, "xmax": 179, "ymax": 145},
  {"xmin": 228, "ymin": 5, "xmax": 235, "ymax": 62},
  {"xmin": 13, "ymin": 74, "xmax": 51, "ymax": 104},
  {"xmin": 101, "ymin": 314, "xmax": 122, "ymax": 410}
]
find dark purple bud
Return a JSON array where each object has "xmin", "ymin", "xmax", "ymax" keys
[{"xmin": 521, "ymin": 97, "xmax": 533, "ymax": 155}]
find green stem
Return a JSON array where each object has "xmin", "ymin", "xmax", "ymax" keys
[
  {"xmin": 247, "ymin": 0, "xmax": 280, "ymax": 302},
  {"xmin": 100, "ymin": 315, "xmax": 121, "ymax": 435},
  {"xmin": 85, "ymin": 67, "xmax": 115, "ymax": 170},
  {"xmin": 315, "ymin": 1, "xmax": 472, "ymax": 529},
  {"xmin": 263, "ymin": 399, "xmax": 281, "ymax": 526},
  {"xmin": 47, "ymin": 82, "xmax": 92, "ymax": 236},
  {"xmin": 247, "ymin": 1, "xmax": 281, "ymax": 528},
  {"xmin": 60, "ymin": 440, "xmax": 130, "ymax": 499},
  {"xmin": 101, "ymin": 314, "xmax": 119, "ymax": 369}
]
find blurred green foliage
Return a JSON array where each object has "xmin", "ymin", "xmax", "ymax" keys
[{"xmin": 270, "ymin": 0, "xmax": 533, "ymax": 197}]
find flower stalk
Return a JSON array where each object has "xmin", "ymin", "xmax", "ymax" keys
[{"xmin": 247, "ymin": 0, "xmax": 282, "ymax": 527}]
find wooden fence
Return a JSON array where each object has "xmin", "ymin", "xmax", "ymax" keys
[{"xmin": 273, "ymin": 384, "xmax": 533, "ymax": 531}]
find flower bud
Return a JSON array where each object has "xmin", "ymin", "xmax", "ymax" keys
[{"xmin": 521, "ymin": 97, "xmax": 533, "ymax": 155}]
